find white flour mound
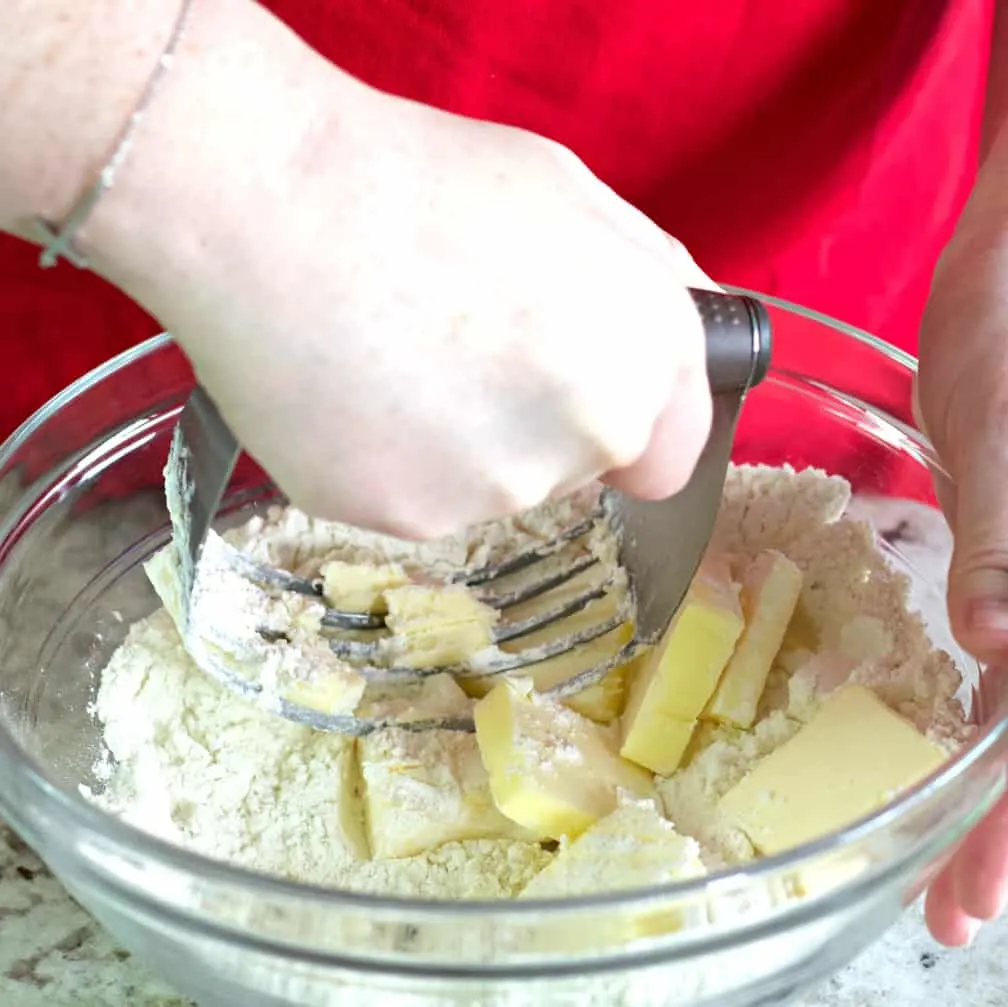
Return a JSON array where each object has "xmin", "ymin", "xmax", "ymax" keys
[
  {"xmin": 657, "ymin": 466, "xmax": 973, "ymax": 866},
  {"xmin": 84, "ymin": 464, "xmax": 973, "ymax": 898}
]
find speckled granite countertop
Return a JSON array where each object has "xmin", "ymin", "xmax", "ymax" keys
[
  {"xmin": 0, "ymin": 497, "xmax": 1004, "ymax": 1006},
  {"xmin": 1, "ymin": 815, "xmax": 1007, "ymax": 1007}
]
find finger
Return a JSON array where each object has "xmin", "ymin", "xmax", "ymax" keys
[
  {"xmin": 951, "ymin": 792, "xmax": 1008, "ymax": 920},
  {"xmin": 603, "ymin": 352, "xmax": 713, "ymax": 499},
  {"xmin": 916, "ymin": 297, "xmax": 1008, "ymax": 664},
  {"xmin": 911, "ymin": 375, "xmax": 958, "ymax": 525},
  {"xmin": 945, "ymin": 436, "xmax": 1008, "ymax": 665},
  {"xmin": 662, "ymin": 235, "xmax": 721, "ymax": 292},
  {"xmin": 603, "ymin": 243, "xmax": 714, "ymax": 499},
  {"xmin": 928, "ymin": 350, "xmax": 1008, "ymax": 661},
  {"xmin": 925, "ymin": 862, "xmax": 980, "ymax": 947}
]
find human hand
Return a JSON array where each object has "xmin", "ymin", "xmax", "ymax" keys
[
  {"xmin": 87, "ymin": 6, "xmax": 715, "ymax": 539},
  {"xmin": 915, "ymin": 222, "xmax": 1008, "ymax": 947},
  {"xmin": 196, "ymin": 96, "xmax": 717, "ymax": 538}
]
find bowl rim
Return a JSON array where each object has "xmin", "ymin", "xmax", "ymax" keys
[{"xmin": 0, "ymin": 291, "xmax": 1004, "ymax": 928}]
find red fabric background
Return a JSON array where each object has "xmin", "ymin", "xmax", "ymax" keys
[{"xmin": 0, "ymin": 0, "xmax": 993, "ymax": 444}]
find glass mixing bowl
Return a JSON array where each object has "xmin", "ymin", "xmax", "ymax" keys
[{"xmin": 0, "ymin": 293, "xmax": 1005, "ymax": 1007}]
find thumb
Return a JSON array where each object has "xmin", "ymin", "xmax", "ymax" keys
[
  {"xmin": 947, "ymin": 448, "xmax": 1008, "ymax": 666},
  {"xmin": 929, "ymin": 359, "xmax": 1008, "ymax": 663},
  {"xmin": 911, "ymin": 376, "xmax": 957, "ymax": 526},
  {"xmin": 603, "ymin": 237, "xmax": 717, "ymax": 499},
  {"xmin": 916, "ymin": 242, "xmax": 1008, "ymax": 667}
]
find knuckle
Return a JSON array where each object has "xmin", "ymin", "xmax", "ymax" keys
[
  {"xmin": 598, "ymin": 393, "xmax": 670, "ymax": 471},
  {"xmin": 661, "ymin": 238, "xmax": 719, "ymax": 290},
  {"xmin": 543, "ymin": 136, "xmax": 590, "ymax": 174},
  {"xmin": 603, "ymin": 428, "xmax": 655, "ymax": 474},
  {"xmin": 492, "ymin": 473, "xmax": 558, "ymax": 518},
  {"xmin": 664, "ymin": 235, "xmax": 693, "ymax": 264}
]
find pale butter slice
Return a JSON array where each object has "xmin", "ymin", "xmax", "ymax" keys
[
  {"xmin": 473, "ymin": 570, "xmax": 634, "ymax": 722},
  {"xmin": 519, "ymin": 801, "xmax": 706, "ymax": 940},
  {"xmin": 719, "ymin": 684, "xmax": 948, "ymax": 855},
  {"xmin": 520, "ymin": 801, "xmax": 705, "ymax": 898},
  {"xmin": 704, "ymin": 550, "xmax": 802, "ymax": 729},
  {"xmin": 282, "ymin": 669, "xmax": 368, "ymax": 716},
  {"xmin": 319, "ymin": 560, "xmax": 410, "ymax": 613},
  {"xmin": 384, "ymin": 584, "xmax": 499, "ymax": 669},
  {"xmin": 361, "ymin": 726, "xmax": 533, "ymax": 859},
  {"xmin": 620, "ymin": 556, "xmax": 744, "ymax": 774},
  {"xmin": 474, "ymin": 680, "xmax": 654, "ymax": 840},
  {"xmin": 361, "ymin": 674, "xmax": 532, "ymax": 858}
]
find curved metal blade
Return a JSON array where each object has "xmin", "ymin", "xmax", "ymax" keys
[{"xmin": 607, "ymin": 390, "xmax": 742, "ymax": 643}]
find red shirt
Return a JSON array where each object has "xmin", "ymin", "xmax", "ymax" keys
[{"xmin": 0, "ymin": 0, "xmax": 993, "ymax": 442}]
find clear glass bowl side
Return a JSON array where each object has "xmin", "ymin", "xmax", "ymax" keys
[{"xmin": 0, "ymin": 324, "xmax": 1003, "ymax": 1007}]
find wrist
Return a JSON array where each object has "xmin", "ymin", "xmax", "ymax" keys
[
  {"xmin": 0, "ymin": 0, "xmax": 188, "ymax": 233},
  {"xmin": 72, "ymin": 0, "xmax": 373, "ymax": 329}
]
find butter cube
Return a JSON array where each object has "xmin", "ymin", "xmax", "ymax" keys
[
  {"xmin": 362, "ymin": 675, "xmax": 533, "ymax": 858},
  {"xmin": 519, "ymin": 801, "xmax": 706, "ymax": 941},
  {"xmin": 620, "ymin": 557, "xmax": 744, "ymax": 774},
  {"xmin": 333, "ymin": 739, "xmax": 371, "ymax": 862},
  {"xmin": 361, "ymin": 725, "xmax": 531, "ymax": 859},
  {"xmin": 384, "ymin": 585, "xmax": 499, "ymax": 669},
  {"xmin": 719, "ymin": 684, "xmax": 948, "ymax": 854},
  {"xmin": 464, "ymin": 646, "xmax": 632, "ymax": 724},
  {"xmin": 320, "ymin": 560, "xmax": 410, "ymax": 613},
  {"xmin": 520, "ymin": 801, "xmax": 706, "ymax": 898},
  {"xmin": 704, "ymin": 550, "xmax": 802, "ymax": 728},
  {"xmin": 490, "ymin": 568, "xmax": 634, "ymax": 722},
  {"xmin": 474, "ymin": 680, "xmax": 655, "ymax": 840},
  {"xmin": 543, "ymin": 641, "xmax": 632, "ymax": 722},
  {"xmin": 281, "ymin": 666, "xmax": 368, "ymax": 716},
  {"xmin": 786, "ymin": 650, "xmax": 857, "ymax": 722}
]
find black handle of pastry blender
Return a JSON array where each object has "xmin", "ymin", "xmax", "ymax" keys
[{"xmin": 689, "ymin": 288, "xmax": 773, "ymax": 395}]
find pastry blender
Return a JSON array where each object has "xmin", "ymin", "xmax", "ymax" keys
[{"xmin": 164, "ymin": 289, "xmax": 771, "ymax": 734}]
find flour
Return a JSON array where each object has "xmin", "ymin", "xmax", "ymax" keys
[
  {"xmin": 232, "ymin": 484, "xmax": 605, "ymax": 582},
  {"xmin": 657, "ymin": 465, "xmax": 974, "ymax": 866},
  {"xmin": 85, "ymin": 463, "xmax": 972, "ymax": 909},
  {"xmin": 359, "ymin": 678, "xmax": 534, "ymax": 859},
  {"xmin": 151, "ymin": 471, "xmax": 617, "ymax": 715},
  {"xmin": 87, "ymin": 608, "xmax": 550, "ymax": 896}
]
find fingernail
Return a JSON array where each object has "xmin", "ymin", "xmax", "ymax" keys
[
  {"xmin": 964, "ymin": 571, "xmax": 1008, "ymax": 633},
  {"xmin": 968, "ymin": 599, "xmax": 1008, "ymax": 635},
  {"xmin": 966, "ymin": 917, "xmax": 982, "ymax": 945}
]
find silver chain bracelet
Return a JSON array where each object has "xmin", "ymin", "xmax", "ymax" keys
[{"xmin": 34, "ymin": 0, "xmax": 197, "ymax": 270}]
